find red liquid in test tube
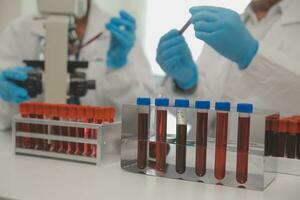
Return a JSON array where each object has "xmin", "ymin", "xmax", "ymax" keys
[
  {"xmin": 91, "ymin": 107, "xmax": 104, "ymax": 158},
  {"xmin": 214, "ymin": 102, "xmax": 230, "ymax": 180},
  {"xmin": 286, "ymin": 119, "xmax": 297, "ymax": 158},
  {"xmin": 49, "ymin": 104, "xmax": 60, "ymax": 152},
  {"xmin": 195, "ymin": 101, "xmax": 210, "ymax": 177},
  {"xmin": 18, "ymin": 103, "xmax": 30, "ymax": 148},
  {"xmin": 27, "ymin": 103, "xmax": 37, "ymax": 149},
  {"xmin": 137, "ymin": 98, "xmax": 151, "ymax": 169},
  {"xmin": 75, "ymin": 106, "xmax": 86, "ymax": 155},
  {"xmin": 264, "ymin": 114, "xmax": 279, "ymax": 156},
  {"xmin": 175, "ymin": 99, "xmax": 189, "ymax": 174},
  {"xmin": 155, "ymin": 98, "xmax": 169, "ymax": 172},
  {"xmin": 58, "ymin": 105, "xmax": 69, "ymax": 153},
  {"xmin": 236, "ymin": 103, "xmax": 253, "ymax": 184},
  {"xmin": 66, "ymin": 105, "xmax": 78, "ymax": 155},
  {"xmin": 83, "ymin": 106, "xmax": 95, "ymax": 157},
  {"xmin": 35, "ymin": 103, "xmax": 47, "ymax": 150},
  {"xmin": 277, "ymin": 118, "xmax": 288, "ymax": 157}
]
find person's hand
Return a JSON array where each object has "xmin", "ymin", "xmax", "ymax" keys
[
  {"xmin": 106, "ymin": 10, "xmax": 136, "ymax": 69},
  {"xmin": 190, "ymin": 6, "xmax": 259, "ymax": 69},
  {"xmin": 156, "ymin": 30, "xmax": 198, "ymax": 90},
  {"xmin": 0, "ymin": 66, "xmax": 31, "ymax": 104}
]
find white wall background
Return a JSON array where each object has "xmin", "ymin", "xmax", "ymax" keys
[{"xmin": 9, "ymin": 0, "xmax": 252, "ymax": 75}]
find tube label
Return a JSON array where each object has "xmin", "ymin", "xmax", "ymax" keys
[{"xmin": 176, "ymin": 109, "xmax": 186, "ymax": 125}]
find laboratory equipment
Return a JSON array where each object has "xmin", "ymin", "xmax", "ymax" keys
[
  {"xmin": 121, "ymin": 99, "xmax": 279, "ymax": 191},
  {"xmin": 155, "ymin": 98, "xmax": 169, "ymax": 172},
  {"xmin": 277, "ymin": 118, "xmax": 288, "ymax": 157},
  {"xmin": 236, "ymin": 103, "xmax": 253, "ymax": 184},
  {"xmin": 175, "ymin": 99, "xmax": 189, "ymax": 174},
  {"xmin": 214, "ymin": 102, "xmax": 231, "ymax": 180},
  {"xmin": 136, "ymin": 98, "xmax": 151, "ymax": 169},
  {"xmin": 179, "ymin": 18, "xmax": 192, "ymax": 35},
  {"xmin": 13, "ymin": 102, "xmax": 120, "ymax": 165},
  {"xmin": 195, "ymin": 100, "xmax": 210, "ymax": 177},
  {"xmin": 286, "ymin": 119, "xmax": 297, "ymax": 159},
  {"xmin": 17, "ymin": 60, "xmax": 96, "ymax": 103}
]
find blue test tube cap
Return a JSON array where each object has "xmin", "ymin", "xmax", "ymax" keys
[
  {"xmin": 137, "ymin": 97, "xmax": 151, "ymax": 106},
  {"xmin": 237, "ymin": 103, "xmax": 253, "ymax": 113},
  {"xmin": 195, "ymin": 100, "xmax": 211, "ymax": 110},
  {"xmin": 215, "ymin": 102, "xmax": 231, "ymax": 112},
  {"xmin": 155, "ymin": 98, "xmax": 169, "ymax": 107},
  {"xmin": 175, "ymin": 99, "xmax": 190, "ymax": 108}
]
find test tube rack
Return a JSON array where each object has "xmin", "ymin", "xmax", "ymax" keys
[
  {"xmin": 265, "ymin": 115, "xmax": 300, "ymax": 176},
  {"xmin": 12, "ymin": 103, "xmax": 121, "ymax": 165},
  {"xmin": 121, "ymin": 104, "xmax": 279, "ymax": 191}
]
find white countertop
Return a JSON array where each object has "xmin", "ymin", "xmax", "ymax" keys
[{"xmin": 0, "ymin": 131, "xmax": 300, "ymax": 200}]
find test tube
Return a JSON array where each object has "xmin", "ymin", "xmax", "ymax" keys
[
  {"xmin": 49, "ymin": 104, "xmax": 60, "ymax": 152},
  {"xmin": 27, "ymin": 103, "xmax": 38, "ymax": 149},
  {"xmin": 296, "ymin": 118, "xmax": 300, "ymax": 159},
  {"xmin": 75, "ymin": 106, "xmax": 86, "ymax": 156},
  {"xmin": 155, "ymin": 98, "xmax": 169, "ymax": 172},
  {"xmin": 18, "ymin": 103, "xmax": 30, "ymax": 148},
  {"xmin": 175, "ymin": 99, "xmax": 189, "ymax": 174},
  {"xmin": 214, "ymin": 101, "xmax": 231, "ymax": 180},
  {"xmin": 195, "ymin": 100, "xmax": 210, "ymax": 177},
  {"xmin": 58, "ymin": 105, "xmax": 69, "ymax": 153},
  {"xmin": 83, "ymin": 106, "xmax": 95, "ymax": 157},
  {"xmin": 137, "ymin": 97, "xmax": 151, "ymax": 169},
  {"xmin": 236, "ymin": 103, "xmax": 253, "ymax": 184},
  {"xmin": 277, "ymin": 118, "xmax": 288, "ymax": 157},
  {"xmin": 91, "ymin": 107, "xmax": 104, "ymax": 158},
  {"xmin": 271, "ymin": 117, "xmax": 280, "ymax": 157},
  {"xmin": 286, "ymin": 119, "xmax": 297, "ymax": 159},
  {"xmin": 35, "ymin": 103, "xmax": 47, "ymax": 151},
  {"xmin": 66, "ymin": 105, "xmax": 78, "ymax": 155},
  {"xmin": 265, "ymin": 115, "xmax": 275, "ymax": 156}
]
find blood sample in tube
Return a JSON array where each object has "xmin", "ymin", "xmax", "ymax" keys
[
  {"xmin": 271, "ymin": 117, "xmax": 280, "ymax": 157},
  {"xmin": 155, "ymin": 98, "xmax": 169, "ymax": 172},
  {"xmin": 286, "ymin": 119, "xmax": 297, "ymax": 159},
  {"xmin": 175, "ymin": 99, "xmax": 189, "ymax": 174},
  {"xmin": 214, "ymin": 102, "xmax": 231, "ymax": 180},
  {"xmin": 277, "ymin": 119, "xmax": 288, "ymax": 157},
  {"xmin": 195, "ymin": 100, "xmax": 210, "ymax": 177},
  {"xmin": 58, "ymin": 105, "xmax": 69, "ymax": 153},
  {"xmin": 236, "ymin": 103, "xmax": 253, "ymax": 184},
  {"xmin": 49, "ymin": 104, "xmax": 60, "ymax": 152},
  {"xmin": 66, "ymin": 105, "xmax": 78, "ymax": 155},
  {"xmin": 137, "ymin": 98, "xmax": 151, "ymax": 169},
  {"xmin": 35, "ymin": 103, "xmax": 47, "ymax": 150},
  {"xmin": 264, "ymin": 114, "xmax": 279, "ymax": 156},
  {"xmin": 91, "ymin": 107, "xmax": 104, "ymax": 158},
  {"xmin": 18, "ymin": 103, "xmax": 30, "ymax": 148},
  {"xmin": 83, "ymin": 106, "xmax": 94, "ymax": 157},
  {"xmin": 296, "ymin": 118, "xmax": 300, "ymax": 159},
  {"xmin": 74, "ymin": 106, "xmax": 86, "ymax": 155}
]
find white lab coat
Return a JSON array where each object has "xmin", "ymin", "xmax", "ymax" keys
[
  {"xmin": 0, "ymin": 4, "xmax": 155, "ymax": 129},
  {"xmin": 163, "ymin": 0, "xmax": 300, "ymax": 142}
]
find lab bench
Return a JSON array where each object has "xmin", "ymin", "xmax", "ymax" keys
[{"xmin": 0, "ymin": 130, "xmax": 299, "ymax": 200}]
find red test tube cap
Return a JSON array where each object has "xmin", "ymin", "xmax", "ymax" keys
[
  {"xmin": 68, "ymin": 105, "xmax": 78, "ymax": 119},
  {"xmin": 77, "ymin": 106, "xmax": 86, "ymax": 120},
  {"xmin": 95, "ymin": 107, "xmax": 104, "ymax": 122},
  {"xmin": 288, "ymin": 119, "xmax": 298, "ymax": 135},
  {"xmin": 86, "ymin": 106, "xmax": 95, "ymax": 119},
  {"xmin": 50, "ymin": 104, "xmax": 59, "ymax": 117},
  {"xmin": 19, "ymin": 103, "xmax": 29, "ymax": 116},
  {"xmin": 279, "ymin": 118, "xmax": 289, "ymax": 134}
]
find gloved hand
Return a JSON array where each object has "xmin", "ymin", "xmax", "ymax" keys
[
  {"xmin": 0, "ymin": 67, "xmax": 31, "ymax": 104},
  {"xmin": 106, "ymin": 10, "xmax": 136, "ymax": 69},
  {"xmin": 156, "ymin": 30, "xmax": 198, "ymax": 90},
  {"xmin": 190, "ymin": 6, "xmax": 259, "ymax": 69}
]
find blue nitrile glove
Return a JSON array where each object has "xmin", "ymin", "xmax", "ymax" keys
[
  {"xmin": 0, "ymin": 66, "xmax": 31, "ymax": 104},
  {"xmin": 105, "ymin": 10, "xmax": 136, "ymax": 69},
  {"xmin": 190, "ymin": 6, "xmax": 259, "ymax": 69},
  {"xmin": 156, "ymin": 30, "xmax": 198, "ymax": 90}
]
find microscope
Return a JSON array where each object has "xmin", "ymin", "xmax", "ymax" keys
[{"xmin": 14, "ymin": 0, "xmax": 95, "ymax": 104}]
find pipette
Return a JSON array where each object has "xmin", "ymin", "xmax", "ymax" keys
[{"xmin": 179, "ymin": 18, "xmax": 192, "ymax": 35}]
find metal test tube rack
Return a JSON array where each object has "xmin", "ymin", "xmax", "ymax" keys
[
  {"xmin": 121, "ymin": 104, "xmax": 279, "ymax": 191},
  {"xmin": 12, "ymin": 115, "xmax": 121, "ymax": 165}
]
